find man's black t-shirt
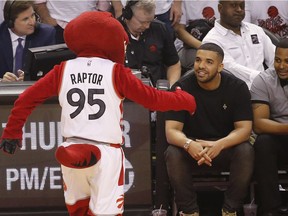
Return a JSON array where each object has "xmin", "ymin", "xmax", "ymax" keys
[{"xmin": 166, "ymin": 72, "xmax": 253, "ymax": 139}]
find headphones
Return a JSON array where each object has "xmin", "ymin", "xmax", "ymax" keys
[
  {"xmin": 4, "ymin": 0, "xmax": 16, "ymax": 28},
  {"xmin": 122, "ymin": 0, "xmax": 138, "ymax": 20}
]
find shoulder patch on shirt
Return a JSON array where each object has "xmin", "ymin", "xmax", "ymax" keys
[{"xmin": 251, "ymin": 34, "xmax": 260, "ymax": 44}]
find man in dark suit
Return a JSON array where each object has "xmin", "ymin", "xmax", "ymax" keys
[{"xmin": 0, "ymin": 0, "xmax": 55, "ymax": 82}]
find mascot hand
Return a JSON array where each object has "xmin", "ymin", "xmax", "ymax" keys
[
  {"xmin": 0, "ymin": 139, "xmax": 22, "ymax": 154},
  {"xmin": 175, "ymin": 86, "xmax": 196, "ymax": 115}
]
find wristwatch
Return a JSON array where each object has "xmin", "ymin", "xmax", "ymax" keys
[{"xmin": 183, "ymin": 139, "xmax": 192, "ymax": 152}]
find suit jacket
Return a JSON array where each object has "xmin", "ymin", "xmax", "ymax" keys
[{"xmin": 0, "ymin": 22, "xmax": 56, "ymax": 78}]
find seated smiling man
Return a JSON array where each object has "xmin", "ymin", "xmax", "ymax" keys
[
  {"xmin": 250, "ymin": 38, "xmax": 288, "ymax": 216},
  {"xmin": 165, "ymin": 43, "xmax": 254, "ymax": 216}
]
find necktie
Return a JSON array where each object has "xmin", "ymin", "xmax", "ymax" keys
[{"xmin": 14, "ymin": 38, "xmax": 24, "ymax": 73}]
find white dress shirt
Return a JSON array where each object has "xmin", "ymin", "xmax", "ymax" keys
[{"xmin": 202, "ymin": 20, "xmax": 275, "ymax": 89}]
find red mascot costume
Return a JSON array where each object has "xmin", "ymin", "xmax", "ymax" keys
[{"xmin": 0, "ymin": 11, "xmax": 196, "ymax": 216}]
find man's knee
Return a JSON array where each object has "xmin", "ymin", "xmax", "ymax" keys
[
  {"xmin": 165, "ymin": 145, "xmax": 183, "ymax": 162},
  {"xmin": 254, "ymin": 134, "xmax": 278, "ymax": 157},
  {"xmin": 234, "ymin": 141, "xmax": 254, "ymax": 162},
  {"xmin": 165, "ymin": 145, "xmax": 190, "ymax": 183},
  {"xmin": 231, "ymin": 142, "xmax": 254, "ymax": 179}
]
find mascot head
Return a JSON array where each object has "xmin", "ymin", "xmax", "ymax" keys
[{"xmin": 64, "ymin": 11, "xmax": 128, "ymax": 64}]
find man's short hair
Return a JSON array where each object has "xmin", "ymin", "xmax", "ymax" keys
[
  {"xmin": 131, "ymin": 0, "xmax": 155, "ymax": 15},
  {"xmin": 198, "ymin": 43, "xmax": 224, "ymax": 61},
  {"xmin": 4, "ymin": 0, "xmax": 35, "ymax": 27},
  {"xmin": 276, "ymin": 37, "xmax": 288, "ymax": 49}
]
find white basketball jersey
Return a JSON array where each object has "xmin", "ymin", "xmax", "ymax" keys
[{"xmin": 58, "ymin": 57, "xmax": 124, "ymax": 144}]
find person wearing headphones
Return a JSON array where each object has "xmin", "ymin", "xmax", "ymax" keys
[
  {"xmin": 118, "ymin": 0, "xmax": 181, "ymax": 87},
  {"xmin": 0, "ymin": 0, "xmax": 55, "ymax": 82},
  {"xmin": 118, "ymin": 0, "xmax": 182, "ymax": 40}
]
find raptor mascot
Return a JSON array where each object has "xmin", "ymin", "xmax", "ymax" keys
[{"xmin": 0, "ymin": 11, "xmax": 196, "ymax": 216}]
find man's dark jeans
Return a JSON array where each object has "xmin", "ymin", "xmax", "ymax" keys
[
  {"xmin": 254, "ymin": 134, "xmax": 288, "ymax": 214},
  {"xmin": 165, "ymin": 141, "xmax": 254, "ymax": 214}
]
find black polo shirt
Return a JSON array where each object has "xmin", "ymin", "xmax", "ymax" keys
[{"xmin": 118, "ymin": 18, "xmax": 179, "ymax": 84}]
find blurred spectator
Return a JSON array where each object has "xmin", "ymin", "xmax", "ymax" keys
[
  {"xmin": 174, "ymin": 0, "xmax": 219, "ymax": 73},
  {"xmin": 175, "ymin": 1, "xmax": 219, "ymax": 50},
  {"xmin": 0, "ymin": 0, "xmax": 55, "ymax": 82},
  {"xmin": 250, "ymin": 37, "xmax": 288, "ymax": 216},
  {"xmin": 118, "ymin": 0, "xmax": 181, "ymax": 86},
  {"xmin": 246, "ymin": 1, "xmax": 288, "ymax": 38},
  {"xmin": 34, "ymin": 0, "xmax": 123, "ymax": 44},
  {"xmin": 202, "ymin": 0, "xmax": 275, "ymax": 89},
  {"xmin": 0, "ymin": 1, "xmax": 4, "ymax": 23},
  {"xmin": 110, "ymin": 0, "xmax": 124, "ymax": 18},
  {"xmin": 154, "ymin": 0, "xmax": 182, "ymax": 40}
]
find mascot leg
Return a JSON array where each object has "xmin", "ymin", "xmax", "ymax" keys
[
  {"xmin": 58, "ymin": 144, "xmax": 101, "ymax": 215},
  {"xmin": 66, "ymin": 198, "xmax": 90, "ymax": 216},
  {"xmin": 60, "ymin": 144, "xmax": 124, "ymax": 215}
]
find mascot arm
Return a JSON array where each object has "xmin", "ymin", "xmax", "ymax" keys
[
  {"xmin": 114, "ymin": 64, "xmax": 196, "ymax": 114},
  {"xmin": 1, "ymin": 64, "xmax": 63, "ymax": 153}
]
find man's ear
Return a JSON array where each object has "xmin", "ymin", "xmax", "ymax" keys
[
  {"xmin": 218, "ymin": 2, "xmax": 223, "ymax": 14},
  {"xmin": 218, "ymin": 62, "xmax": 224, "ymax": 73}
]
